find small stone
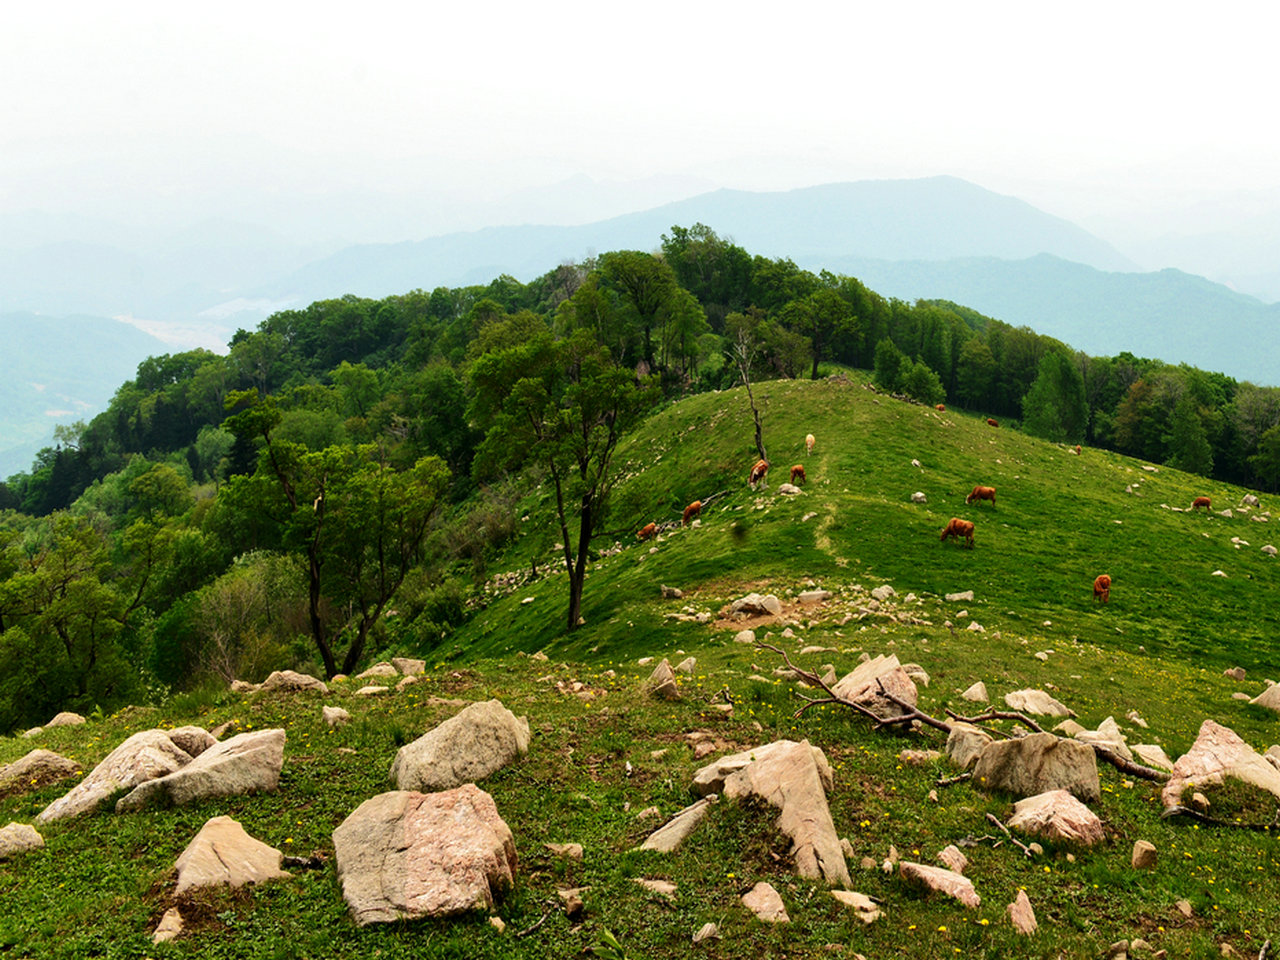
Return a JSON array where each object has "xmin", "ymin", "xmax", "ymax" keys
[
  {"xmin": 692, "ymin": 922, "xmax": 720, "ymax": 943},
  {"xmin": 152, "ymin": 907, "xmax": 183, "ymax": 944},
  {"xmin": 1007, "ymin": 889, "xmax": 1037, "ymax": 934},
  {"xmin": 323, "ymin": 706, "xmax": 350, "ymax": 728},
  {"xmin": 741, "ymin": 882, "xmax": 789, "ymax": 923},
  {"xmin": 831, "ymin": 890, "xmax": 881, "ymax": 924},
  {"xmin": 489, "ymin": 916, "xmax": 506, "ymax": 932},
  {"xmin": 937, "ymin": 845, "xmax": 967, "ymax": 874},
  {"xmin": 1176, "ymin": 899, "xmax": 1193, "ymax": 918},
  {"xmin": 635, "ymin": 877, "xmax": 677, "ymax": 899},
  {"xmin": 545, "ymin": 842, "xmax": 584, "ymax": 861},
  {"xmin": 1132, "ymin": 840, "xmax": 1157, "ymax": 869},
  {"xmin": 860, "ymin": 857, "xmax": 877, "ymax": 870}
]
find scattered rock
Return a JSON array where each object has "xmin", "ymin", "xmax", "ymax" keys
[
  {"xmin": 356, "ymin": 685, "xmax": 389, "ymax": 696},
  {"xmin": 777, "ymin": 483, "xmax": 802, "ymax": 496},
  {"xmin": 0, "ymin": 822, "xmax": 44, "ymax": 860},
  {"xmin": 1007, "ymin": 789, "xmax": 1105, "ymax": 846},
  {"xmin": 1054, "ymin": 719, "xmax": 1086, "ymax": 737},
  {"xmin": 152, "ymin": 908, "xmax": 183, "ymax": 944},
  {"xmin": 898, "ymin": 749, "xmax": 942, "ymax": 766},
  {"xmin": 45, "ymin": 712, "xmax": 86, "ymax": 728},
  {"xmin": 732, "ymin": 593, "xmax": 784, "ymax": 616},
  {"xmin": 117, "ymin": 729, "xmax": 286, "ymax": 813},
  {"xmin": 910, "ymin": 492, "xmax": 927, "ymax": 504},
  {"xmin": 1252, "ymin": 683, "xmax": 1280, "ymax": 713},
  {"xmin": 741, "ymin": 882, "xmax": 789, "ymax": 922},
  {"xmin": 333, "ymin": 785, "xmax": 515, "ymax": 924},
  {"xmin": 1008, "ymin": 889, "xmax": 1037, "ymax": 934},
  {"xmin": 392, "ymin": 658, "xmax": 426, "ymax": 675},
  {"xmin": 945, "ymin": 590, "xmax": 975, "ymax": 602},
  {"xmin": 1132, "ymin": 744, "xmax": 1175, "ymax": 771},
  {"xmin": 937, "ymin": 845, "xmax": 968, "ymax": 874},
  {"xmin": 961, "ymin": 681, "xmax": 989, "ymax": 702},
  {"xmin": 357, "ymin": 662, "xmax": 399, "ymax": 679},
  {"xmin": 692, "ymin": 922, "xmax": 721, "ymax": 943},
  {"xmin": 1176, "ymin": 899, "xmax": 1193, "ymax": 918},
  {"xmin": 692, "ymin": 740, "xmax": 849, "ymax": 885},
  {"xmin": 1264, "ymin": 545, "xmax": 1278, "ymax": 557},
  {"xmin": 798, "ymin": 589, "xmax": 832, "ymax": 604},
  {"xmin": 174, "ymin": 816, "xmax": 289, "ymax": 895},
  {"xmin": 647, "ymin": 659, "xmax": 681, "ymax": 701},
  {"xmin": 489, "ymin": 916, "xmax": 506, "ymax": 933},
  {"xmin": 391, "ymin": 700, "xmax": 530, "ymax": 792},
  {"xmin": 831, "ymin": 890, "xmax": 881, "ymax": 924},
  {"xmin": 20, "ymin": 728, "xmax": 41, "ymax": 738},
  {"xmin": 259, "ymin": 670, "xmax": 329, "ymax": 695},
  {"xmin": 675, "ymin": 657, "xmax": 697, "ymax": 674},
  {"xmin": 1075, "ymin": 716, "xmax": 1134, "ymax": 762},
  {"xmin": 635, "ymin": 878, "xmax": 677, "ymax": 899},
  {"xmin": 899, "ymin": 862, "xmax": 980, "ymax": 908},
  {"xmin": 660, "ymin": 584, "xmax": 684, "ymax": 599},
  {"xmin": 1132, "ymin": 840, "xmax": 1157, "ymax": 869},
  {"xmin": 1004, "ymin": 689, "xmax": 1075, "ymax": 717},
  {"xmin": 973, "ymin": 733, "xmax": 1100, "ymax": 802},
  {"xmin": 1224, "ymin": 666, "xmax": 1247, "ymax": 681},
  {"xmin": 733, "ymin": 629, "xmax": 757, "ymax": 644},
  {"xmin": 640, "ymin": 796, "xmax": 719, "ymax": 853},
  {"xmin": 870, "ymin": 585, "xmax": 896, "ymax": 602}
]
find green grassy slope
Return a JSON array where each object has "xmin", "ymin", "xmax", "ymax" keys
[{"xmin": 3, "ymin": 376, "xmax": 1279, "ymax": 959}]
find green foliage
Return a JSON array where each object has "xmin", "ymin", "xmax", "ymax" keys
[
  {"xmin": 899, "ymin": 359, "xmax": 946, "ymax": 405},
  {"xmin": 1022, "ymin": 350, "xmax": 1089, "ymax": 443},
  {"xmin": 1167, "ymin": 393, "xmax": 1215, "ymax": 475},
  {"xmin": 872, "ymin": 337, "xmax": 909, "ymax": 392}
]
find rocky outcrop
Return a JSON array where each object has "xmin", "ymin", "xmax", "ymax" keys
[
  {"xmin": 174, "ymin": 816, "xmax": 290, "ymax": 895},
  {"xmin": 259, "ymin": 670, "xmax": 329, "ymax": 695},
  {"xmin": 38, "ymin": 730, "xmax": 192, "ymax": 823},
  {"xmin": 731, "ymin": 593, "xmax": 783, "ymax": 617},
  {"xmin": 1008, "ymin": 889, "xmax": 1037, "ymax": 934},
  {"xmin": 1161, "ymin": 719, "xmax": 1280, "ymax": 810},
  {"xmin": 390, "ymin": 700, "xmax": 529, "ymax": 792},
  {"xmin": 332, "ymin": 786, "xmax": 516, "ymax": 924},
  {"xmin": 116, "ymin": 729, "xmax": 286, "ymax": 813},
  {"xmin": 693, "ymin": 740, "xmax": 848, "ymax": 885},
  {"xmin": 972, "ymin": 733, "xmax": 1100, "ymax": 802}
]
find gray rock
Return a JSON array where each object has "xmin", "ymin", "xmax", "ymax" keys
[
  {"xmin": 1132, "ymin": 744, "xmax": 1175, "ymax": 771},
  {"xmin": 45, "ymin": 712, "xmax": 86, "ymax": 728},
  {"xmin": 174, "ymin": 816, "xmax": 289, "ymax": 895},
  {"xmin": 1007, "ymin": 889, "xmax": 1037, "ymax": 934},
  {"xmin": 38, "ymin": 730, "xmax": 193, "ymax": 822},
  {"xmin": 0, "ymin": 822, "xmax": 44, "ymax": 860},
  {"xmin": 972, "ymin": 732, "xmax": 1100, "ymax": 802},
  {"xmin": 946, "ymin": 723, "xmax": 994, "ymax": 770},
  {"xmin": 870, "ymin": 585, "xmax": 896, "ymax": 602},
  {"xmin": 911, "ymin": 491, "xmax": 927, "ymax": 504},
  {"xmin": 392, "ymin": 658, "xmax": 426, "ymax": 675},
  {"xmin": 1132, "ymin": 839, "xmax": 1157, "ymax": 869},
  {"xmin": 152, "ymin": 907, "xmax": 183, "ymax": 944},
  {"xmin": 647, "ymin": 659, "xmax": 681, "ymax": 701},
  {"xmin": 166, "ymin": 726, "xmax": 217, "ymax": 758},
  {"xmin": 116, "ymin": 729, "xmax": 286, "ymax": 813},
  {"xmin": 945, "ymin": 590, "xmax": 975, "ymax": 602},
  {"xmin": 20, "ymin": 727, "xmax": 42, "ymax": 738},
  {"xmin": 798, "ymin": 589, "xmax": 833, "ymax": 604},
  {"xmin": 357, "ymin": 662, "xmax": 400, "ymax": 679},
  {"xmin": 731, "ymin": 593, "xmax": 783, "ymax": 616},
  {"xmin": 1004, "ymin": 689, "xmax": 1074, "ymax": 717},
  {"xmin": 333, "ymin": 786, "xmax": 516, "ymax": 924},
  {"xmin": 733, "ymin": 629, "xmax": 757, "ymax": 644},
  {"xmin": 961, "ymin": 681, "xmax": 989, "ymax": 702},
  {"xmin": 675, "ymin": 657, "xmax": 697, "ymax": 674},
  {"xmin": 776, "ymin": 483, "xmax": 802, "ymax": 496},
  {"xmin": 692, "ymin": 922, "xmax": 721, "ymax": 943},
  {"xmin": 1252, "ymin": 683, "xmax": 1280, "ymax": 713},
  {"xmin": 831, "ymin": 890, "xmax": 880, "ymax": 924},
  {"xmin": 390, "ymin": 700, "xmax": 530, "ymax": 792}
]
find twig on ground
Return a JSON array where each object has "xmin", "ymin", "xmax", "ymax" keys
[
  {"xmin": 936, "ymin": 772, "xmax": 973, "ymax": 787},
  {"xmin": 985, "ymin": 812, "xmax": 1034, "ymax": 858},
  {"xmin": 1161, "ymin": 805, "xmax": 1280, "ymax": 831},
  {"xmin": 515, "ymin": 908, "xmax": 552, "ymax": 938},
  {"xmin": 945, "ymin": 708, "xmax": 1044, "ymax": 734}
]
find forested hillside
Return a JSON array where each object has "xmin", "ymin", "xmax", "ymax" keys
[{"xmin": 3, "ymin": 224, "xmax": 1280, "ymax": 731}]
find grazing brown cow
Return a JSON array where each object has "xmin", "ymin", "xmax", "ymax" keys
[
  {"xmin": 748, "ymin": 459, "xmax": 770, "ymax": 488},
  {"xmin": 636, "ymin": 522, "xmax": 657, "ymax": 541},
  {"xmin": 986, "ymin": 418, "xmax": 999, "ymax": 428},
  {"xmin": 1075, "ymin": 445, "xmax": 1082, "ymax": 454},
  {"xmin": 805, "ymin": 433, "xmax": 815, "ymax": 456},
  {"xmin": 1093, "ymin": 574, "xmax": 1111, "ymax": 603},
  {"xmin": 682, "ymin": 500, "xmax": 702, "ymax": 526},
  {"xmin": 939, "ymin": 517, "xmax": 975, "ymax": 547},
  {"xmin": 790, "ymin": 464, "xmax": 806, "ymax": 485},
  {"xmin": 965, "ymin": 485, "xmax": 996, "ymax": 506},
  {"xmin": 1190, "ymin": 496, "xmax": 1211, "ymax": 512},
  {"xmin": 936, "ymin": 403, "xmax": 946, "ymax": 411}
]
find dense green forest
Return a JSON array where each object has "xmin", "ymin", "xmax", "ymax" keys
[{"xmin": 3, "ymin": 223, "xmax": 1280, "ymax": 732}]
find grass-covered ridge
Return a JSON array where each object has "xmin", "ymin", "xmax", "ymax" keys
[{"xmin": 3, "ymin": 377, "xmax": 1279, "ymax": 959}]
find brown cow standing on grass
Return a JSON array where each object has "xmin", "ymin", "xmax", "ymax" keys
[
  {"xmin": 1093, "ymin": 574, "xmax": 1111, "ymax": 603},
  {"xmin": 966, "ymin": 485, "xmax": 996, "ymax": 506},
  {"xmin": 682, "ymin": 500, "xmax": 702, "ymax": 526},
  {"xmin": 636, "ymin": 522, "xmax": 657, "ymax": 541},
  {"xmin": 940, "ymin": 517, "xmax": 975, "ymax": 547},
  {"xmin": 986, "ymin": 418, "xmax": 999, "ymax": 428},
  {"xmin": 936, "ymin": 403, "xmax": 946, "ymax": 411},
  {"xmin": 790, "ymin": 464, "xmax": 806, "ymax": 485},
  {"xmin": 748, "ymin": 459, "xmax": 770, "ymax": 489},
  {"xmin": 1190, "ymin": 496, "xmax": 1212, "ymax": 512}
]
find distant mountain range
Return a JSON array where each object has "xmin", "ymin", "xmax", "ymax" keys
[
  {"xmin": 5, "ymin": 175, "xmax": 1280, "ymax": 480},
  {"xmin": 0, "ymin": 314, "xmax": 168, "ymax": 477}
]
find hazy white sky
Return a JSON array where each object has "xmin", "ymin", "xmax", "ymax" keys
[{"xmin": 4, "ymin": 1, "xmax": 1279, "ymax": 239}]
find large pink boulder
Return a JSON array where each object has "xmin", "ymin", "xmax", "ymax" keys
[{"xmin": 1161, "ymin": 719, "xmax": 1280, "ymax": 810}]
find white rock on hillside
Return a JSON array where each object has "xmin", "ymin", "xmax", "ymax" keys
[
  {"xmin": 38, "ymin": 730, "xmax": 193, "ymax": 823},
  {"xmin": 390, "ymin": 700, "xmax": 530, "ymax": 792},
  {"xmin": 693, "ymin": 739, "xmax": 849, "ymax": 886},
  {"xmin": 972, "ymin": 733, "xmax": 1100, "ymax": 802},
  {"xmin": 741, "ymin": 882, "xmax": 789, "ymax": 922},
  {"xmin": 1161, "ymin": 719, "xmax": 1280, "ymax": 810},
  {"xmin": 174, "ymin": 816, "xmax": 290, "ymax": 895},
  {"xmin": 392, "ymin": 658, "xmax": 426, "ymax": 675},
  {"xmin": 45, "ymin": 712, "xmax": 86, "ymax": 728},
  {"xmin": 961, "ymin": 681, "xmax": 989, "ymax": 702},
  {"xmin": 357, "ymin": 662, "xmax": 400, "ymax": 679},
  {"xmin": 116, "ymin": 729, "xmax": 286, "ymax": 813},
  {"xmin": 1004, "ymin": 689, "xmax": 1074, "ymax": 717},
  {"xmin": 731, "ymin": 593, "xmax": 783, "ymax": 616},
  {"xmin": 0, "ymin": 822, "xmax": 44, "ymax": 860},
  {"xmin": 259, "ymin": 670, "xmax": 329, "ymax": 695},
  {"xmin": 333, "ymin": 786, "xmax": 516, "ymax": 924},
  {"xmin": 899, "ymin": 862, "xmax": 980, "ymax": 908},
  {"xmin": 1007, "ymin": 789, "xmax": 1105, "ymax": 846},
  {"xmin": 832, "ymin": 655, "xmax": 918, "ymax": 721},
  {"xmin": 640, "ymin": 797, "xmax": 719, "ymax": 853},
  {"xmin": 0, "ymin": 750, "xmax": 82, "ymax": 794}
]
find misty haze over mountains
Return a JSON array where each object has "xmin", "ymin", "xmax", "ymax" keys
[{"xmin": 3, "ymin": 174, "xmax": 1280, "ymax": 476}]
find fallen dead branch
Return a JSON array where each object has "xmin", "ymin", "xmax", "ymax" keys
[
  {"xmin": 985, "ymin": 812, "xmax": 1034, "ymax": 858},
  {"xmin": 1161, "ymin": 805, "xmax": 1280, "ymax": 832}
]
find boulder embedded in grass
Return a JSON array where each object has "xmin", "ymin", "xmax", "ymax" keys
[{"xmin": 390, "ymin": 700, "xmax": 529, "ymax": 792}]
